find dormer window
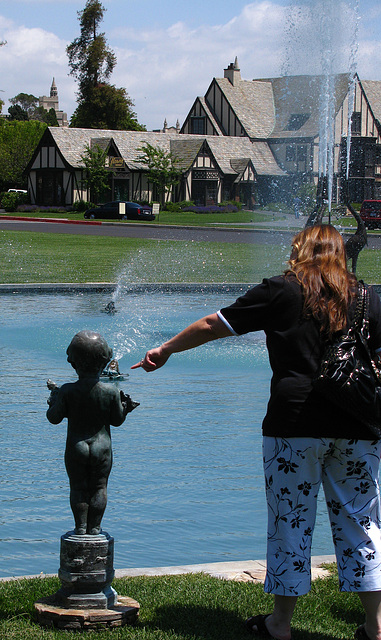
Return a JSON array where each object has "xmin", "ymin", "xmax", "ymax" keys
[
  {"xmin": 285, "ymin": 113, "xmax": 310, "ymax": 131},
  {"xmin": 351, "ymin": 112, "xmax": 361, "ymax": 135},
  {"xmin": 191, "ymin": 117, "xmax": 206, "ymax": 135}
]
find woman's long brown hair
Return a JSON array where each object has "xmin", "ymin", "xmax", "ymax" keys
[{"xmin": 287, "ymin": 224, "xmax": 358, "ymax": 335}]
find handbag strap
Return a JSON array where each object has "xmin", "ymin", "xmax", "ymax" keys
[
  {"xmin": 351, "ymin": 281, "xmax": 367, "ymax": 334},
  {"xmin": 355, "ymin": 282, "xmax": 381, "ymax": 381},
  {"xmin": 356, "ymin": 281, "xmax": 370, "ymax": 340}
]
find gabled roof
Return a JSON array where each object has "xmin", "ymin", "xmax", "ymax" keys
[
  {"xmin": 208, "ymin": 71, "xmax": 352, "ymax": 140},
  {"xmin": 47, "ymin": 128, "xmax": 179, "ymax": 170},
  {"xmin": 358, "ymin": 79, "xmax": 381, "ymax": 126},
  {"xmin": 170, "ymin": 138, "xmax": 204, "ymax": 170},
  {"xmin": 229, "ymin": 158, "xmax": 252, "ymax": 183},
  {"xmin": 205, "ymin": 136, "xmax": 284, "ymax": 176},
  {"xmin": 90, "ymin": 137, "xmax": 113, "ymax": 151},
  {"xmin": 212, "ymin": 77, "xmax": 275, "ymax": 138},
  {"xmin": 44, "ymin": 128, "xmax": 285, "ymax": 177},
  {"xmin": 198, "ymin": 97, "xmax": 224, "ymax": 135},
  {"xmin": 267, "ymin": 73, "xmax": 351, "ymax": 138}
]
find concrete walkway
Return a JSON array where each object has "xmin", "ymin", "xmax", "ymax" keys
[
  {"xmin": 1, "ymin": 556, "xmax": 335, "ymax": 584},
  {"xmin": 114, "ymin": 556, "xmax": 335, "ymax": 583}
]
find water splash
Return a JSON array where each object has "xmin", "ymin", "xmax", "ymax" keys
[{"xmin": 282, "ymin": 0, "xmax": 360, "ymax": 210}]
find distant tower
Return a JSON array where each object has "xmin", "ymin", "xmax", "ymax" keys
[
  {"xmin": 50, "ymin": 78, "xmax": 58, "ymax": 99},
  {"xmin": 39, "ymin": 78, "xmax": 68, "ymax": 127}
]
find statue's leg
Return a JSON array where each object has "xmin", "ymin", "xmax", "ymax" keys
[
  {"xmin": 87, "ymin": 477, "xmax": 109, "ymax": 535},
  {"xmin": 69, "ymin": 482, "xmax": 90, "ymax": 535},
  {"xmin": 87, "ymin": 446, "xmax": 112, "ymax": 535},
  {"xmin": 65, "ymin": 442, "xmax": 90, "ymax": 535}
]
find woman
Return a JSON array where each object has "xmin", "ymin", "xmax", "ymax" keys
[{"xmin": 132, "ymin": 225, "xmax": 381, "ymax": 640}]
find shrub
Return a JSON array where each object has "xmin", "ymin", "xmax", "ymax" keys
[
  {"xmin": 220, "ymin": 199, "xmax": 243, "ymax": 210},
  {"xmin": 1, "ymin": 191, "xmax": 29, "ymax": 211},
  {"xmin": 164, "ymin": 200, "xmax": 195, "ymax": 212},
  {"xmin": 71, "ymin": 200, "xmax": 93, "ymax": 212}
]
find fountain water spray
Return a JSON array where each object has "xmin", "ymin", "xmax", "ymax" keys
[{"xmin": 283, "ymin": 0, "xmax": 360, "ymax": 212}]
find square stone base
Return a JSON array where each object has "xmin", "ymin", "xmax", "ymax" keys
[{"xmin": 34, "ymin": 595, "xmax": 140, "ymax": 630}]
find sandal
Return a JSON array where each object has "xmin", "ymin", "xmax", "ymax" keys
[
  {"xmin": 245, "ymin": 614, "xmax": 272, "ymax": 637},
  {"xmin": 355, "ymin": 626, "xmax": 371, "ymax": 640}
]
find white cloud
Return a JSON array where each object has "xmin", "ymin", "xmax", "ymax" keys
[
  {"xmin": 112, "ymin": 1, "xmax": 285, "ymax": 128},
  {"xmin": 0, "ymin": 1, "xmax": 380, "ymax": 130},
  {"xmin": 0, "ymin": 18, "xmax": 73, "ymax": 109},
  {"xmin": 357, "ymin": 39, "xmax": 381, "ymax": 79}
]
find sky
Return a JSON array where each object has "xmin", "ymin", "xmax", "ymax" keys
[{"xmin": 0, "ymin": 0, "xmax": 381, "ymax": 130}]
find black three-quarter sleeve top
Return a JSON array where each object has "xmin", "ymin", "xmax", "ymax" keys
[{"xmin": 218, "ymin": 274, "xmax": 381, "ymax": 440}]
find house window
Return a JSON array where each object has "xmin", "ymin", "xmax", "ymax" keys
[
  {"xmin": 297, "ymin": 145, "xmax": 307, "ymax": 162},
  {"xmin": 191, "ymin": 117, "xmax": 206, "ymax": 135},
  {"xmin": 285, "ymin": 145, "xmax": 296, "ymax": 162},
  {"xmin": 285, "ymin": 113, "xmax": 310, "ymax": 131},
  {"xmin": 351, "ymin": 112, "xmax": 361, "ymax": 135}
]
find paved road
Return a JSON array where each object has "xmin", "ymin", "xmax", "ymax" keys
[
  {"xmin": 1, "ymin": 217, "xmax": 381, "ymax": 248},
  {"xmin": 0, "ymin": 218, "xmax": 295, "ymax": 245}
]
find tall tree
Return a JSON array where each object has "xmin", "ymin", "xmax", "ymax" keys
[
  {"xmin": 137, "ymin": 143, "xmax": 182, "ymax": 205},
  {"xmin": 9, "ymin": 93, "xmax": 38, "ymax": 119},
  {"xmin": 71, "ymin": 84, "xmax": 143, "ymax": 130},
  {"xmin": 8, "ymin": 94, "xmax": 59, "ymax": 125},
  {"xmin": 66, "ymin": 0, "xmax": 116, "ymax": 96},
  {"xmin": 67, "ymin": 0, "xmax": 144, "ymax": 130},
  {"xmin": 0, "ymin": 120, "xmax": 46, "ymax": 190},
  {"xmin": 8, "ymin": 104, "xmax": 29, "ymax": 121},
  {"xmin": 80, "ymin": 143, "xmax": 111, "ymax": 203}
]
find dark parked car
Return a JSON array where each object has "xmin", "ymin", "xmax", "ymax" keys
[
  {"xmin": 359, "ymin": 200, "xmax": 381, "ymax": 229},
  {"xmin": 84, "ymin": 201, "xmax": 155, "ymax": 221}
]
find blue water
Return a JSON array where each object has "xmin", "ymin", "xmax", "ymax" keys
[{"xmin": 0, "ymin": 290, "xmax": 334, "ymax": 578}]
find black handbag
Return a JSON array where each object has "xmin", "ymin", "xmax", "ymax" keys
[{"xmin": 313, "ymin": 282, "xmax": 381, "ymax": 438}]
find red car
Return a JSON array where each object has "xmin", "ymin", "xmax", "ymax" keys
[{"xmin": 360, "ymin": 200, "xmax": 381, "ymax": 229}]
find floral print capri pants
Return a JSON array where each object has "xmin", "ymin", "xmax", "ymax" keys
[{"xmin": 263, "ymin": 436, "xmax": 381, "ymax": 595}]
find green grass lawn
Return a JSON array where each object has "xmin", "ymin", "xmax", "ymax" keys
[
  {"xmin": 0, "ymin": 569, "xmax": 366, "ymax": 639},
  {"xmin": 0, "ymin": 231, "xmax": 291, "ymax": 284},
  {"xmin": 1, "ymin": 228, "xmax": 380, "ymax": 284}
]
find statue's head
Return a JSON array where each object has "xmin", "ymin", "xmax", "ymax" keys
[{"xmin": 66, "ymin": 330, "xmax": 112, "ymax": 375}]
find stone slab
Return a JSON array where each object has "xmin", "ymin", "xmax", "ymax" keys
[
  {"xmin": 1, "ymin": 555, "xmax": 336, "ymax": 583},
  {"xmin": 114, "ymin": 555, "xmax": 335, "ymax": 582},
  {"xmin": 34, "ymin": 595, "xmax": 140, "ymax": 630}
]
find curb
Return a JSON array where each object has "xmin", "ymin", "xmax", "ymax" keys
[
  {"xmin": 0, "ymin": 215, "xmax": 101, "ymax": 226},
  {"xmin": 2, "ymin": 214, "xmax": 381, "ymax": 237},
  {"xmin": 0, "ymin": 283, "xmax": 256, "ymax": 294},
  {"xmin": 0, "ymin": 555, "xmax": 336, "ymax": 584}
]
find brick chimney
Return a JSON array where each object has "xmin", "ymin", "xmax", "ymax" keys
[{"xmin": 224, "ymin": 57, "xmax": 241, "ymax": 86}]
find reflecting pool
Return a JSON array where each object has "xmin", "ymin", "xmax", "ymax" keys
[{"xmin": 0, "ymin": 288, "xmax": 334, "ymax": 578}]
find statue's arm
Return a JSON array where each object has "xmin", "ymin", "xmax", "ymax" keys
[
  {"xmin": 46, "ymin": 385, "xmax": 67, "ymax": 424},
  {"xmin": 109, "ymin": 390, "xmax": 139, "ymax": 426}
]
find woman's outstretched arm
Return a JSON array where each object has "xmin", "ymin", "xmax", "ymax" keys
[{"xmin": 131, "ymin": 313, "xmax": 233, "ymax": 372}]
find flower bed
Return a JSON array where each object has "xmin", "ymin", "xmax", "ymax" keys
[
  {"xmin": 182, "ymin": 204, "xmax": 239, "ymax": 213},
  {"xmin": 16, "ymin": 204, "xmax": 71, "ymax": 214}
]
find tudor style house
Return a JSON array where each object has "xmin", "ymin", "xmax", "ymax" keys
[
  {"xmin": 25, "ymin": 127, "xmax": 282, "ymax": 208},
  {"xmin": 182, "ymin": 60, "xmax": 381, "ymax": 203},
  {"xmin": 25, "ymin": 61, "xmax": 381, "ymax": 207}
]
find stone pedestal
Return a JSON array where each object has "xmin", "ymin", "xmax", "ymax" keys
[
  {"xmin": 34, "ymin": 595, "xmax": 140, "ymax": 630},
  {"xmin": 56, "ymin": 531, "xmax": 116, "ymax": 609},
  {"xmin": 34, "ymin": 530, "xmax": 140, "ymax": 630}
]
